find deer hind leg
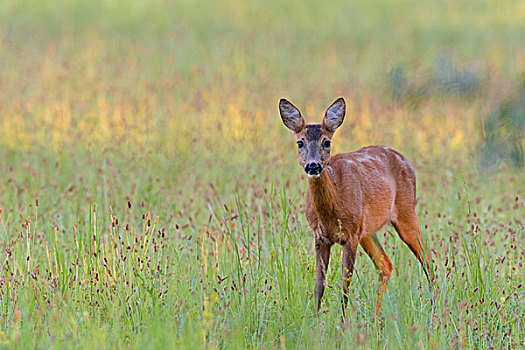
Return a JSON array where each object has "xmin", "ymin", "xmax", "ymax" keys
[
  {"xmin": 314, "ymin": 239, "xmax": 331, "ymax": 313},
  {"xmin": 392, "ymin": 211, "xmax": 432, "ymax": 282},
  {"xmin": 360, "ymin": 235, "xmax": 393, "ymax": 314}
]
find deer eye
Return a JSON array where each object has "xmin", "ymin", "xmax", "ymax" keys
[
  {"xmin": 322, "ymin": 140, "xmax": 331, "ymax": 148},
  {"xmin": 297, "ymin": 140, "xmax": 305, "ymax": 149}
]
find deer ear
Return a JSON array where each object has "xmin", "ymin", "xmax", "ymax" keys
[
  {"xmin": 322, "ymin": 97, "xmax": 345, "ymax": 132},
  {"xmin": 279, "ymin": 99, "xmax": 305, "ymax": 132}
]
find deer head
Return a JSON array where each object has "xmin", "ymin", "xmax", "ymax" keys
[{"xmin": 279, "ymin": 97, "xmax": 346, "ymax": 177}]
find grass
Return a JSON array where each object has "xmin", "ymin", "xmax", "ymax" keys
[{"xmin": 0, "ymin": 0, "xmax": 524, "ymax": 348}]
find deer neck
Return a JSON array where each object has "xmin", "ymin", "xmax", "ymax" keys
[{"xmin": 307, "ymin": 168, "xmax": 338, "ymax": 220}]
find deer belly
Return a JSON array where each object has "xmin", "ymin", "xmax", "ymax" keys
[{"xmin": 361, "ymin": 185, "xmax": 396, "ymax": 235}]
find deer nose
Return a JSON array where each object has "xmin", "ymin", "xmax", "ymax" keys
[{"xmin": 304, "ymin": 162, "xmax": 323, "ymax": 176}]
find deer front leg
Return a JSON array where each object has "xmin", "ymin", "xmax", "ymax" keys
[
  {"xmin": 314, "ymin": 239, "xmax": 331, "ymax": 313},
  {"xmin": 341, "ymin": 238, "xmax": 358, "ymax": 317}
]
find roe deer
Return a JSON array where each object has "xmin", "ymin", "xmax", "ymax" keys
[{"xmin": 279, "ymin": 97, "xmax": 431, "ymax": 316}]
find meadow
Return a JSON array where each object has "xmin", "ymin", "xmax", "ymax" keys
[{"xmin": 0, "ymin": 0, "xmax": 524, "ymax": 348}]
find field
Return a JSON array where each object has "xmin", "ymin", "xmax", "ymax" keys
[{"xmin": 0, "ymin": 0, "xmax": 524, "ymax": 348}]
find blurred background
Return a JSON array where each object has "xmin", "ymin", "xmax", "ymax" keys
[
  {"xmin": 1, "ymin": 0, "xmax": 523, "ymax": 164},
  {"xmin": 1, "ymin": 0, "xmax": 524, "ymax": 236}
]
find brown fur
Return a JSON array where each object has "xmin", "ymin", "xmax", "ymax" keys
[{"xmin": 279, "ymin": 98, "xmax": 431, "ymax": 317}]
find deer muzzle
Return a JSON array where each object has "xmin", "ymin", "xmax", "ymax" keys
[{"xmin": 304, "ymin": 162, "xmax": 323, "ymax": 177}]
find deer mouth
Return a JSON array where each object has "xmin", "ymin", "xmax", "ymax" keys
[{"xmin": 307, "ymin": 173, "xmax": 322, "ymax": 178}]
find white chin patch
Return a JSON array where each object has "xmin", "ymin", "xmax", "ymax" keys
[{"xmin": 307, "ymin": 173, "xmax": 321, "ymax": 178}]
